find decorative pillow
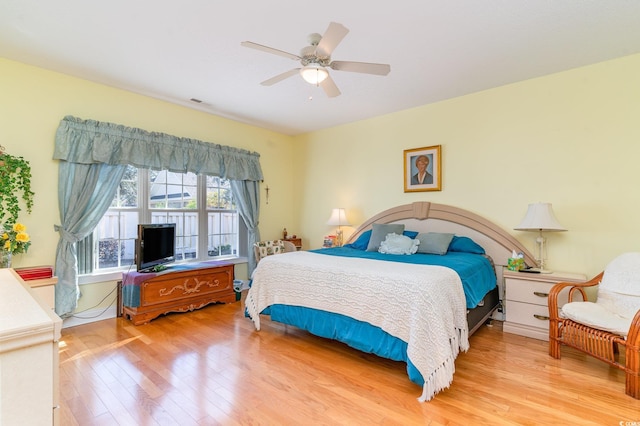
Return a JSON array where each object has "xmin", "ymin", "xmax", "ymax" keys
[
  {"xmin": 345, "ymin": 230, "xmax": 372, "ymax": 250},
  {"xmin": 378, "ymin": 233, "xmax": 419, "ymax": 255},
  {"xmin": 447, "ymin": 236, "xmax": 485, "ymax": 254},
  {"xmin": 403, "ymin": 230, "xmax": 419, "ymax": 239},
  {"xmin": 255, "ymin": 240, "xmax": 286, "ymax": 259},
  {"xmin": 366, "ymin": 223, "xmax": 405, "ymax": 252},
  {"xmin": 346, "ymin": 229, "xmax": 418, "ymax": 250},
  {"xmin": 415, "ymin": 232, "xmax": 454, "ymax": 255}
]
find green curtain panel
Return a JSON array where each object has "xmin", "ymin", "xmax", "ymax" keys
[{"xmin": 53, "ymin": 116, "xmax": 263, "ymax": 317}]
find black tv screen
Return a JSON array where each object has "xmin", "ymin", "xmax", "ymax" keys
[{"xmin": 136, "ymin": 223, "xmax": 176, "ymax": 272}]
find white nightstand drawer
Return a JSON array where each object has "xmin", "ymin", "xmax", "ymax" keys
[
  {"xmin": 502, "ymin": 270, "xmax": 586, "ymax": 340},
  {"xmin": 507, "ymin": 300, "xmax": 554, "ymax": 328},
  {"xmin": 505, "ymin": 278, "xmax": 569, "ymax": 307}
]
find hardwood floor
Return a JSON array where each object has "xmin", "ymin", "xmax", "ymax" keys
[{"xmin": 59, "ymin": 299, "xmax": 639, "ymax": 425}]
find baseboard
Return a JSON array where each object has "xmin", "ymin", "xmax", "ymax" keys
[{"xmin": 62, "ymin": 306, "xmax": 117, "ymax": 329}]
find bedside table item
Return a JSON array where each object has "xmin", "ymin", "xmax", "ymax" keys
[{"xmin": 503, "ymin": 269, "xmax": 586, "ymax": 340}]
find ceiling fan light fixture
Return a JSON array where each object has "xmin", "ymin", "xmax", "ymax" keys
[{"xmin": 300, "ymin": 64, "xmax": 329, "ymax": 85}]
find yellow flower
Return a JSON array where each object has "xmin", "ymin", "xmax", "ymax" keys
[
  {"xmin": 1, "ymin": 222, "xmax": 31, "ymax": 255},
  {"xmin": 16, "ymin": 232, "xmax": 30, "ymax": 243}
]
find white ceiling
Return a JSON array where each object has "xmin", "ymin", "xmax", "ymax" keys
[{"xmin": 2, "ymin": 1, "xmax": 640, "ymax": 136}]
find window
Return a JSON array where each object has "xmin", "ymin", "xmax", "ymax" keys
[{"xmin": 78, "ymin": 166, "xmax": 243, "ymax": 275}]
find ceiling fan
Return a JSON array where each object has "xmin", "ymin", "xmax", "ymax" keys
[{"xmin": 241, "ymin": 22, "xmax": 391, "ymax": 98}]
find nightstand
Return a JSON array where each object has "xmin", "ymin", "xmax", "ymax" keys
[
  {"xmin": 285, "ymin": 237, "xmax": 302, "ymax": 250},
  {"xmin": 503, "ymin": 269, "xmax": 586, "ymax": 340}
]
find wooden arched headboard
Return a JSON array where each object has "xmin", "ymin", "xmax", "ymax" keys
[{"xmin": 345, "ymin": 202, "xmax": 536, "ymax": 268}]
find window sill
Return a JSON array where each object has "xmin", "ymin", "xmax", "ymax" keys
[{"xmin": 78, "ymin": 256, "xmax": 248, "ymax": 286}]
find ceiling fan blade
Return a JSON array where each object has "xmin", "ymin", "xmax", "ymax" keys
[
  {"xmin": 315, "ymin": 22, "xmax": 349, "ymax": 57},
  {"xmin": 320, "ymin": 74, "xmax": 341, "ymax": 98},
  {"xmin": 241, "ymin": 41, "xmax": 300, "ymax": 61},
  {"xmin": 330, "ymin": 61, "xmax": 391, "ymax": 76},
  {"xmin": 260, "ymin": 68, "xmax": 300, "ymax": 86}
]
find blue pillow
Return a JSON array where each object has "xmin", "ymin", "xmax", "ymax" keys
[
  {"xmin": 403, "ymin": 230, "xmax": 419, "ymax": 238},
  {"xmin": 345, "ymin": 230, "xmax": 372, "ymax": 250},
  {"xmin": 448, "ymin": 236, "xmax": 485, "ymax": 254}
]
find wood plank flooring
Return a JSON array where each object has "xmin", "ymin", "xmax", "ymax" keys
[{"xmin": 58, "ymin": 299, "xmax": 639, "ymax": 425}]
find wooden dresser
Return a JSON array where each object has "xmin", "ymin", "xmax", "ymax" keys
[
  {"xmin": 0, "ymin": 269, "xmax": 62, "ymax": 425},
  {"xmin": 121, "ymin": 262, "xmax": 235, "ymax": 325}
]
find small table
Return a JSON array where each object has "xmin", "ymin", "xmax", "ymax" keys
[
  {"xmin": 285, "ymin": 237, "xmax": 302, "ymax": 250},
  {"xmin": 503, "ymin": 269, "xmax": 586, "ymax": 340}
]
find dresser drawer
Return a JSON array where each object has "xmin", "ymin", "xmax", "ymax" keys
[
  {"xmin": 507, "ymin": 300, "xmax": 554, "ymax": 328},
  {"xmin": 505, "ymin": 278, "xmax": 569, "ymax": 307},
  {"xmin": 140, "ymin": 266, "xmax": 233, "ymax": 307}
]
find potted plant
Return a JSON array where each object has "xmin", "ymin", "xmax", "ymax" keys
[
  {"xmin": 0, "ymin": 146, "xmax": 34, "ymax": 267},
  {"xmin": 0, "ymin": 147, "xmax": 34, "ymax": 226}
]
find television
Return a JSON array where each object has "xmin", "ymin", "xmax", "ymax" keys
[{"xmin": 135, "ymin": 223, "xmax": 176, "ymax": 272}]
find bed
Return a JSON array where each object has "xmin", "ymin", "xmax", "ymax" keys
[{"xmin": 245, "ymin": 202, "xmax": 535, "ymax": 401}]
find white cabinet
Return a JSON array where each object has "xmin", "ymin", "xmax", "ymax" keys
[
  {"xmin": 26, "ymin": 277, "xmax": 57, "ymax": 311},
  {"xmin": 0, "ymin": 269, "xmax": 62, "ymax": 425},
  {"xmin": 503, "ymin": 269, "xmax": 586, "ymax": 341}
]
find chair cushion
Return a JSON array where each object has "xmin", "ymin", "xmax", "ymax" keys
[
  {"xmin": 596, "ymin": 252, "xmax": 640, "ymax": 320},
  {"xmin": 562, "ymin": 301, "xmax": 632, "ymax": 337},
  {"xmin": 596, "ymin": 290, "xmax": 640, "ymax": 321},
  {"xmin": 600, "ymin": 252, "xmax": 640, "ymax": 296},
  {"xmin": 255, "ymin": 240, "xmax": 286, "ymax": 259}
]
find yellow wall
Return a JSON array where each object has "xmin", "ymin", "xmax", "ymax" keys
[
  {"xmin": 4, "ymin": 52, "xmax": 640, "ymax": 314},
  {"xmin": 1, "ymin": 58, "xmax": 296, "ymax": 312},
  {"xmin": 294, "ymin": 53, "xmax": 640, "ymax": 278}
]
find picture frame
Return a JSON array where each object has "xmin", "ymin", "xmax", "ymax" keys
[{"xmin": 403, "ymin": 145, "xmax": 442, "ymax": 192}]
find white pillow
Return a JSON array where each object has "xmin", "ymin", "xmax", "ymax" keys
[{"xmin": 378, "ymin": 233, "xmax": 419, "ymax": 255}]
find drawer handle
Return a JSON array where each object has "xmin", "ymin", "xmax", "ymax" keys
[
  {"xmin": 533, "ymin": 314, "xmax": 550, "ymax": 321},
  {"xmin": 533, "ymin": 291, "xmax": 549, "ymax": 298}
]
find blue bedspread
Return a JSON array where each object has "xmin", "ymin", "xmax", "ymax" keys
[{"xmin": 309, "ymin": 247, "xmax": 496, "ymax": 308}]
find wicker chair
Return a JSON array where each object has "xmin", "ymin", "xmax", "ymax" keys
[
  {"xmin": 548, "ymin": 252, "xmax": 640, "ymax": 399},
  {"xmin": 253, "ymin": 239, "xmax": 297, "ymax": 263}
]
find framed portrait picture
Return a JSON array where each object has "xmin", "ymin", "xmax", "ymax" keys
[{"xmin": 403, "ymin": 145, "xmax": 442, "ymax": 192}]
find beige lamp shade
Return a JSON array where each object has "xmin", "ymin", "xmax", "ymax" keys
[
  {"xmin": 514, "ymin": 203, "xmax": 567, "ymax": 232},
  {"xmin": 326, "ymin": 208, "xmax": 350, "ymax": 226},
  {"xmin": 514, "ymin": 202, "xmax": 566, "ymax": 273}
]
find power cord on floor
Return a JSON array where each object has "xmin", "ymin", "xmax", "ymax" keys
[
  {"xmin": 69, "ymin": 283, "xmax": 118, "ymax": 319},
  {"xmin": 69, "ymin": 260, "xmax": 136, "ymax": 319}
]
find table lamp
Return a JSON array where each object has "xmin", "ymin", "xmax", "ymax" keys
[
  {"xmin": 514, "ymin": 202, "xmax": 567, "ymax": 273},
  {"xmin": 326, "ymin": 208, "xmax": 350, "ymax": 247}
]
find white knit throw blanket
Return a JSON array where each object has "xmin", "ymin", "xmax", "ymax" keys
[{"xmin": 246, "ymin": 251, "xmax": 470, "ymax": 402}]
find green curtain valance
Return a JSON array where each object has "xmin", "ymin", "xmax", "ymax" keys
[{"xmin": 53, "ymin": 116, "xmax": 263, "ymax": 181}]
